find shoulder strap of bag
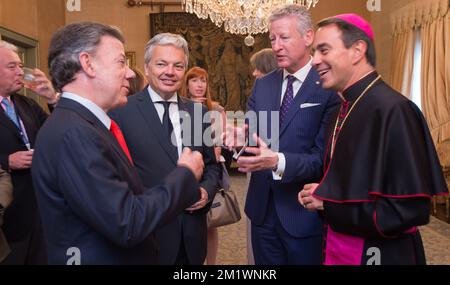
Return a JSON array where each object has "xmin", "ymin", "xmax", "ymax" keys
[{"xmin": 219, "ymin": 162, "xmax": 230, "ymax": 191}]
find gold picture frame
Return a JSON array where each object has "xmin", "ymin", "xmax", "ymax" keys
[{"xmin": 126, "ymin": 51, "xmax": 136, "ymax": 68}]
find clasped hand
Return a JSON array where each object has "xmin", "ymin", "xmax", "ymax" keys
[
  {"xmin": 185, "ymin": 187, "xmax": 209, "ymax": 212},
  {"xmin": 298, "ymin": 183, "xmax": 324, "ymax": 211},
  {"xmin": 9, "ymin": 150, "xmax": 34, "ymax": 170}
]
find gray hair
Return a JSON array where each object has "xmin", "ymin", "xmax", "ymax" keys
[
  {"xmin": 48, "ymin": 22, "xmax": 125, "ymax": 92},
  {"xmin": 269, "ymin": 4, "xmax": 313, "ymax": 36},
  {"xmin": 0, "ymin": 40, "xmax": 18, "ymax": 53},
  {"xmin": 144, "ymin": 33, "xmax": 189, "ymax": 67}
]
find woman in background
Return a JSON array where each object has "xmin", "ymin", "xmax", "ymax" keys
[
  {"xmin": 180, "ymin": 67, "xmax": 226, "ymax": 265},
  {"xmin": 250, "ymin": 48, "xmax": 278, "ymax": 79},
  {"xmin": 127, "ymin": 67, "xmax": 148, "ymax": 96}
]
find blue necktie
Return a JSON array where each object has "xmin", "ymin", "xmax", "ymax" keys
[
  {"xmin": 2, "ymin": 97, "xmax": 30, "ymax": 147},
  {"xmin": 1, "ymin": 98, "xmax": 20, "ymax": 129},
  {"xmin": 280, "ymin": 75, "xmax": 296, "ymax": 125}
]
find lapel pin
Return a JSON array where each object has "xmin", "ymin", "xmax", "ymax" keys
[{"xmin": 316, "ymin": 81, "xmax": 320, "ymax": 85}]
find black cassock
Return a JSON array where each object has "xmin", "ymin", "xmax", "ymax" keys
[{"xmin": 314, "ymin": 71, "xmax": 449, "ymax": 265}]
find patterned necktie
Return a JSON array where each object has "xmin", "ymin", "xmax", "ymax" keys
[
  {"xmin": 1, "ymin": 98, "xmax": 20, "ymax": 129},
  {"xmin": 280, "ymin": 75, "xmax": 296, "ymax": 125},
  {"xmin": 110, "ymin": 119, "xmax": 133, "ymax": 164},
  {"xmin": 158, "ymin": 101, "xmax": 178, "ymax": 158}
]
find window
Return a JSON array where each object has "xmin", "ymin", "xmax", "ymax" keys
[{"xmin": 410, "ymin": 28, "xmax": 422, "ymax": 110}]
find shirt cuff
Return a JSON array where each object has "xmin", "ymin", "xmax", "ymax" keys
[{"xmin": 272, "ymin": 152, "xmax": 285, "ymax": 180}]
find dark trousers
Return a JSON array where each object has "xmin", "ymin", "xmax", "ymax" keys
[
  {"xmin": 251, "ymin": 193, "xmax": 322, "ymax": 265},
  {"xmin": 0, "ymin": 218, "xmax": 47, "ymax": 265},
  {"xmin": 175, "ymin": 238, "xmax": 190, "ymax": 265}
]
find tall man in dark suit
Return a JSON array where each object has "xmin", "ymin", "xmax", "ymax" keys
[
  {"xmin": 32, "ymin": 22, "xmax": 205, "ymax": 265},
  {"xmin": 226, "ymin": 5, "xmax": 339, "ymax": 265},
  {"xmin": 110, "ymin": 33, "xmax": 220, "ymax": 265},
  {"xmin": 0, "ymin": 40, "xmax": 59, "ymax": 264}
]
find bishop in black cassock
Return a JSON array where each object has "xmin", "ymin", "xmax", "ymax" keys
[{"xmin": 300, "ymin": 13, "xmax": 448, "ymax": 265}]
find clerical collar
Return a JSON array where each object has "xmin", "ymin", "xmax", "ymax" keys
[{"xmin": 342, "ymin": 71, "xmax": 379, "ymax": 102}]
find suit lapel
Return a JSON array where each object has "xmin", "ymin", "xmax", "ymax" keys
[
  {"xmin": 279, "ymin": 69, "xmax": 320, "ymax": 136},
  {"xmin": 136, "ymin": 91, "xmax": 178, "ymax": 164},
  {"xmin": 177, "ymin": 95, "xmax": 202, "ymax": 152},
  {"xmin": 0, "ymin": 108, "xmax": 23, "ymax": 143},
  {"xmin": 0, "ymin": 96, "xmax": 31, "ymax": 146},
  {"xmin": 263, "ymin": 71, "xmax": 284, "ymax": 142},
  {"xmin": 272, "ymin": 70, "xmax": 284, "ymax": 110},
  {"xmin": 58, "ymin": 98, "xmax": 133, "ymax": 167},
  {"xmin": 177, "ymin": 95, "xmax": 190, "ymax": 149}
]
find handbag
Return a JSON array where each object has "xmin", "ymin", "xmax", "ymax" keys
[{"xmin": 207, "ymin": 163, "xmax": 241, "ymax": 228}]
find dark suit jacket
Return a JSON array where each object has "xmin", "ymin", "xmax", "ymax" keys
[
  {"xmin": 245, "ymin": 69, "xmax": 339, "ymax": 238},
  {"xmin": 32, "ymin": 98, "xmax": 200, "ymax": 265},
  {"xmin": 0, "ymin": 94, "xmax": 48, "ymax": 242},
  {"xmin": 110, "ymin": 89, "xmax": 220, "ymax": 264}
]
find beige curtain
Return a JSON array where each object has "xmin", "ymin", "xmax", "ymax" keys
[
  {"xmin": 390, "ymin": 3, "xmax": 417, "ymax": 97},
  {"xmin": 391, "ymin": 0, "xmax": 450, "ymax": 164},
  {"xmin": 420, "ymin": 0, "xmax": 450, "ymax": 151},
  {"xmin": 390, "ymin": 29, "xmax": 415, "ymax": 96}
]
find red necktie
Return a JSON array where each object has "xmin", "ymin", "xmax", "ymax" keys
[{"xmin": 110, "ymin": 119, "xmax": 133, "ymax": 164}]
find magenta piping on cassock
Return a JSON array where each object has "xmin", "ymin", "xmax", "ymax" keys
[{"xmin": 369, "ymin": 192, "xmax": 433, "ymax": 199}]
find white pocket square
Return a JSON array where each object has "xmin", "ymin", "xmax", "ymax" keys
[{"xmin": 300, "ymin": 103, "xmax": 321, "ymax": 109}]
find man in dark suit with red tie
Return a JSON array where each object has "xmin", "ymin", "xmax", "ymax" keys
[
  {"xmin": 32, "ymin": 22, "xmax": 205, "ymax": 265},
  {"xmin": 110, "ymin": 33, "xmax": 220, "ymax": 265},
  {"xmin": 0, "ymin": 40, "xmax": 59, "ymax": 264}
]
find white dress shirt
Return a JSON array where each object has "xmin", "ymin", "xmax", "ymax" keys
[
  {"xmin": 147, "ymin": 85, "xmax": 182, "ymax": 157},
  {"xmin": 273, "ymin": 58, "xmax": 312, "ymax": 180}
]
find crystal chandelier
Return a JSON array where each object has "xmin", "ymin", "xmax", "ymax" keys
[{"xmin": 182, "ymin": 0, "xmax": 319, "ymax": 37}]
